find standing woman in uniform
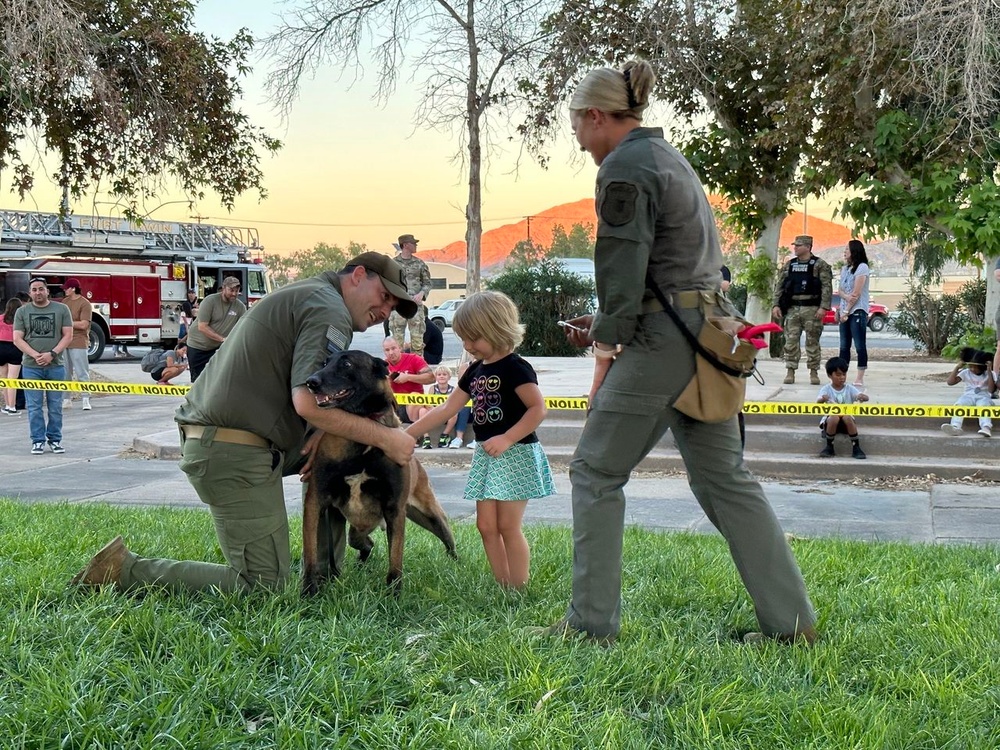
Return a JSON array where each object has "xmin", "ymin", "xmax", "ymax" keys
[{"xmin": 541, "ymin": 59, "xmax": 817, "ymax": 645}]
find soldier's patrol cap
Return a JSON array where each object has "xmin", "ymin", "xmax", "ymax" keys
[
  {"xmin": 792, "ymin": 235, "xmax": 813, "ymax": 247},
  {"xmin": 397, "ymin": 233, "xmax": 419, "ymax": 246},
  {"xmin": 345, "ymin": 252, "xmax": 418, "ymax": 319}
]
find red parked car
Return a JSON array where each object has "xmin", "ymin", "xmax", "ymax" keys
[{"xmin": 823, "ymin": 294, "xmax": 890, "ymax": 332}]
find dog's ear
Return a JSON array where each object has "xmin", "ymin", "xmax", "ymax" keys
[{"xmin": 373, "ymin": 357, "xmax": 390, "ymax": 380}]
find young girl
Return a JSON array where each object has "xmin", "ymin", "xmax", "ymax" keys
[
  {"xmin": 941, "ymin": 347, "xmax": 995, "ymax": 438},
  {"xmin": 406, "ymin": 291, "xmax": 554, "ymax": 588},
  {"xmin": 418, "ymin": 366, "xmax": 471, "ymax": 448}
]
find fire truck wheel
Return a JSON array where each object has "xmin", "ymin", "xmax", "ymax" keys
[{"xmin": 87, "ymin": 323, "xmax": 107, "ymax": 363}]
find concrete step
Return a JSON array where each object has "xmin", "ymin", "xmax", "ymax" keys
[
  {"xmin": 545, "ymin": 407, "xmax": 999, "ymax": 431},
  {"xmin": 135, "ymin": 422, "xmax": 998, "ymax": 481},
  {"xmin": 416, "ymin": 445, "xmax": 1000, "ymax": 482},
  {"xmin": 535, "ymin": 420, "xmax": 997, "ymax": 460}
]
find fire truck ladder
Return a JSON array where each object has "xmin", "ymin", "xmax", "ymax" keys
[{"xmin": 0, "ymin": 209, "xmax": 262, "ymax": 261}]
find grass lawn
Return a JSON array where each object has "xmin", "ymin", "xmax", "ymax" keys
[{"xmin": 2, "ymin": 499, "xmax": 999, "ymax": 749}]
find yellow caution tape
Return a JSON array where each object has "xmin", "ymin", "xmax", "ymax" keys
[
  {"xmin": 2, "ymin": 378, "xmax": 997, "ymax": 418},
  {"xmin": 0, "ymin": 378, "xmax": 189, "ymax": 397},
  {"xmin": 740, "ymin": 402, "xmax": 1000, "ymax": 418},
  {"xmin": 393, "ymin": 392, "xmax": 591, "ymax": 411}
]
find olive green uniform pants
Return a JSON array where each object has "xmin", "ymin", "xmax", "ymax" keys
[
  {"xmin": 116, "ymin": 428, "xmax": 346, "ymax": 593},
  {"xmin": 565, "ymin": 309, "xmax": 816, "ymax": 640},
  {"xmin": 782, "ymin": 305, "xmax": 824, "ymax": 372}
]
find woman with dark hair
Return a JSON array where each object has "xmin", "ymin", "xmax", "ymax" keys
[
  {"xmin": 838, "ymin": 239, "xmax": 871, "ymax": 386},
  {"xmin": 0, "ymin": 297, "xmax": 24, "ymax": 414}
]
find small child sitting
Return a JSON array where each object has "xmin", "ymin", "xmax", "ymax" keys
[
  {"xmin": 817, "ymin": 356, "xmax": 869, "ymax": 459},
  {"xmin": 941, "ymin": 347, "xmax": 995, "ymax": 438},
  {"xmin": 418, "ymin": 366, "xmax": 469, "ymax": 449}
]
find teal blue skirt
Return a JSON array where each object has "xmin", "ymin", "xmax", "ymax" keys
[{"xmin": 464, "ymin": 441, "xmax": 555, "ymax": 501}]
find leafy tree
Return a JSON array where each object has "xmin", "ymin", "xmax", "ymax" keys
[
  {"xmin": 486, "ymin": 258, "xmax": 595, "ymax": 356},
  {"xmin": 505, "ymin": 222, "xmax": 594, "ymax": 267},
  {"xmin": 263, "ymin": 0, "xmax": 552, "ymax": 297},
  {"xmin": 528, "ymin": 0, "xmax": 1000, "ymax": 322},
  {"xmin": 263, "ymin": 241, "xmax": 359, "ymax": 288},
  {"xmin": 0, "ymin": 0, "xmax": 280, "ymax": 217},
  {"xmin": 549, "ymin": 222, "xmax": 594, "ymax": 259},
  {"xmin": 794, "ymin": 1, "xmax": 1000, "ymax": 287},
  {"xmin": 507, "ymin": 238, "xmax": 548, "ymax": 268},
  {"xmin": 525, "ymin": 0, "xmax": 818, "ymax": 322}
]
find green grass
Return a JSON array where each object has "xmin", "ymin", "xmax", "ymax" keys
[{"xmin": 2, "ymin": 500, "xmax": 999, "ymax": 749}]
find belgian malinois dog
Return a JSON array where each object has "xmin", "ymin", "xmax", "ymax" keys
[{"xmin": 302, "ymin": 350, "xmax": 457, "ymax": 595}]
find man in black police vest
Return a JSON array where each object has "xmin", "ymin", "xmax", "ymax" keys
[{"xmin": 771, "ymin": 235, "xmax": 833, "ymax": 385}]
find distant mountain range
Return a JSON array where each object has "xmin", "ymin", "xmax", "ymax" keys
[{"xmin": 419, "ymin": 197, "xmax": 914, "ymax": 274}]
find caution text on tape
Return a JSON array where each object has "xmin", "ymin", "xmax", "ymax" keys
[{"xmin": 2, "ymin": 379, "xmax": 997, "ymax": 418}]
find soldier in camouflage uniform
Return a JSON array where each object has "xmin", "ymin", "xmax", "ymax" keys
[
  {"xmin": 771, "ymin": 235, "xmax": 833, "ymax": 385},
  {"xmin": 388, "ymin": 233, "xmax": 432, "ymax": 355}
]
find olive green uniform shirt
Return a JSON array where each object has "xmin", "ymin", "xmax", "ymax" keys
[
  {"xmin": 185, "ymin": 291, "xmax": 247, "ymax": 351},
  {"xmin": 175, "ymin": 272, "xmax": 353, "ymax": 452},
  {"xmin": 590, "ymin": 127, "xmax": 723, "ymax": 347}
]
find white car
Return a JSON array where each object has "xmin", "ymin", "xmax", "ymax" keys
[{"xmin": 427, "ymin": 298, "xmax": 464, "ymax": 330}]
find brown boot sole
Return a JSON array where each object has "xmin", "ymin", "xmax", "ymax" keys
[{"xmin": 69, "ymin": 535, "xmax": 125, "ymax": 586}]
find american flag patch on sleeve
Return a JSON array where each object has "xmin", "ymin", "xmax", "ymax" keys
[{"xmin": 326, "ymin": 325, "xmax": 349, "ymax": 354}]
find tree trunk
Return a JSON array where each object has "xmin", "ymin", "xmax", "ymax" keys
[
  {"xmin": 465, "ymin": 117, "xmax": 483, "ymax": 295},
  {"xmin": 745, "ymin": 212, "xmax": 786, "ymax": 324},
  {"xmin": 463, "ymin": 0, "xmax": 482, "ymax": 296},
  {"xmin": 987, "ymin": 256, "xmax": 1000, "ymax": 333}
]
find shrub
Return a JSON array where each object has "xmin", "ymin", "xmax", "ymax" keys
[
  {"xmin": 892, "ymin": 285, "xmax": 968, "ymax": 356},
  {"xmin": 737, "ymin": 253, "xmax": 776, "ymax": 302},
  {"xmin": 486, "ymin": 259, "xmax": 596, "ymax": 356},
  {"xmin": 941, "ymin": 326, "xmax": 997, "ymax": 360},
  {"xmin": 727, "ymin": 283, "xmax": 748, "ymax": 315},
  {"xmin": 955, "ymin": 277, "xmax": 987, "ymax": 327},
  {"xmin": 736, "ymin": 254, "xmax": 783, "ymax": 357}
]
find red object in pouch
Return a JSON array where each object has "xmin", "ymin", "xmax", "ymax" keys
[{"xmin": 738, "ymin": 323, "xmax": 782, "ymax": 350}]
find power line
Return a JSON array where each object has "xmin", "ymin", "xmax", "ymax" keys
[{"xmin": 221, "ymin": 214, "xmax": 595, "ymax": 229}]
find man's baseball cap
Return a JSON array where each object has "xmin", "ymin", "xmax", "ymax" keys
[
  {"xmin": 792, "ymin": 235, "xmax": 813, "ymax": 247},
  {"xmin": 222, "ymin": 276, "xmax": 242, "ymax": 289},
  {"xmin": 345, "ymin": 252, "xmax": 418, "ymax": 319},
  {"xmin": 397, "ymin": 233, "xmax": 419, "ymax": 246},
  {"xmin": 62, "ymin": 277, "xmax": 82, "ymax": 291}
]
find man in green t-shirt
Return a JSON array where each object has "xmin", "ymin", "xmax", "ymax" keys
[
  {"xmin": 186, "ymin": 276, "xmax": 247, "ymax": 382},
  {"xmin": 13, "ymin": 277, "xmax": 73, "ymax": 455},
  {"xmin": 70, "ymin": 253, "xmax": 420, "ymax": 595}
]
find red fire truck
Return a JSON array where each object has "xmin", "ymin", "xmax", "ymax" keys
[{"xmin": 0, "ymin": 209, "xmax": 269, "ymax": 361}]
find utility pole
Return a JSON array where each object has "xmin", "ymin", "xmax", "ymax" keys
[{"xmin": 525, "ymin": 215, "xmax": 532, "ymax": 241}]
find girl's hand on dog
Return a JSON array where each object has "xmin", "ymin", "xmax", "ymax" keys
[{"xmin": 382, "ymin": 429, "xmax": 417, "ymax": 466}]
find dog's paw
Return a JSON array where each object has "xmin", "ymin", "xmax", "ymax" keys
[{"xmin": 301, "ymin": 572, "xmax": 323, "ymax": 597}]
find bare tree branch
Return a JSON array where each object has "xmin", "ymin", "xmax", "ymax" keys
[{"xmin": 263, "ymin": 0, "xmax": 556, "ymax": 293}]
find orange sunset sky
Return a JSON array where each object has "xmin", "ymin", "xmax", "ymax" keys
[{"xmin": 1, "ymin": 0, "xmax": 849, "ymax": 257}]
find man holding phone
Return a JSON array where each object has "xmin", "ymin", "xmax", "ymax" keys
[{"xmin": 382, "ymin": 336, "xmax": 434, "ymax": 423}]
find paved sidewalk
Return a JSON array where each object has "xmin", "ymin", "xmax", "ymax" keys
[{"xmin": 1, "ymin": 356, "xmax": 998, "ymax": 546}]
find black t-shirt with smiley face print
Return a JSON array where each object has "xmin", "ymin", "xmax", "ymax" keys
[{"xmin": 458, "ymin": 352, "xmax": 539, "ymax": 444}]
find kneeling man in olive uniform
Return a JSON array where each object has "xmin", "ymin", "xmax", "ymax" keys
[{"xmin": 70, "ymin": 253, "xmax": 419, "ymax": 593}]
